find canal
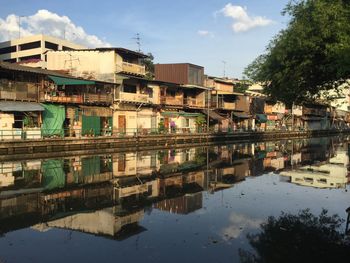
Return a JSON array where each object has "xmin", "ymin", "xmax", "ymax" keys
[{"xmin": 0, "ymin": 136, "xmax": 349, "ymax": 263}]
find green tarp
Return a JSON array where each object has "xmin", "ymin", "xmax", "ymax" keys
[
  {"xmin": 82, "ymin": 115, "xmax": 101, "ymax": 136},
  {"xmin": 42, "ymin": 160, "xmax": 65, "ymax": 191},
  {"xmin": 82, "ymin": 156, "xmax": 101, "ymax": 177},
  {"xmin": 42, "ymin": 104, "xmax": 65, "ymax": 137},
  {"xmin": 49, "ymin": 75, "xmax": 95, "ymax": 86}
]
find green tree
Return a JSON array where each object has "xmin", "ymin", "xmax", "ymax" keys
[
  {"xmin": 142, "ymin": 52, "xmax": 155, "ymax": 80},
  {"xmin": 244, "ymin": 0, "xmax": 350, "ymax": 106}
]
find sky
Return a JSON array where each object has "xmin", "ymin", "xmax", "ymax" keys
[{"xmin": 0, "ymin": 0, "xmax": 291, "ymax": 78}]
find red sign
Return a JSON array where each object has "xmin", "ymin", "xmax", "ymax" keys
[{"xmin": 267, "ymin": 115, "xmax": 278, "ymax": 121}]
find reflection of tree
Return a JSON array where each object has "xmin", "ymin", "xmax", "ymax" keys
[{"xmin": 240, "ymin": 209, "xmax": 350, "ymax": 263}]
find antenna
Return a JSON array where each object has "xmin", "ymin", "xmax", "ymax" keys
[
  {"xmin": 222, "ymin": 60, "xmax": 226, "ymax": 78},
  {"xmin": 64, "ymin": 53, "xmax": 80, "ymax": 75},
  {"xmin": 132, "ymin": 33, "xmax": 141, "ymax": 52}
]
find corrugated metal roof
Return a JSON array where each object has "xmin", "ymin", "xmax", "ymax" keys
[
  {"xmin": 0, "ymin": 61, "xmax": 116, "ymax": 85},
  {"xmin": 46, "ymin": 47, "xmax": 148, "ymax": 58},
  {"xmin": 0, "ymin": 101, "xmax": 44, "ymax": 112}
]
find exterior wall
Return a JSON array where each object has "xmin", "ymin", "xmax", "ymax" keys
[
  {"xmin": 155, "ymin": 63, "xmax": 204, "ymax": 86},
  {"xmin": 235, "ymin": 95, "xmax": 250, "ymax": 112},
  {"xmin": 47, "ymin": 50, "xmax": 116, "ymax": 82},
  {"xmin": 0, "ymin": 34, "xmax": 85, "ymax": 67}
]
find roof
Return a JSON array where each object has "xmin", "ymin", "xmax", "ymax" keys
[
  {"xmin": 155, "ymin": 63, "xmax": 204, "ymax": 69},
  {"xmin": 46, "ymin": 47, "xmax": 149, "ymax": 58},
  {"xmin": 181, "ymin": 84, "xmax": 212, "ymax": 90},
  {"xmin": 0, "ymin": 101, "xmax": 44, "ymax": 112},
  {"xmin": 0, "ymin": 61, "xmax": 115, "ymax": 85}
]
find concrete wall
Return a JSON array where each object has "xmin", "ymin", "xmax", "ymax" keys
[{"xmin": 47, "ymin": 50, "xmax": 116, "ymax": 83}]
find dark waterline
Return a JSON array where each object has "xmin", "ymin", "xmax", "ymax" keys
[{"xmin": 0, "ymin": 136, "xmax": 350, "ymax": 263}]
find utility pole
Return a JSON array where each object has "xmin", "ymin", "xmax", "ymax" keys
[{"xmin": 18, "ymin": 16, "xmax": 25, "ymax": 38}]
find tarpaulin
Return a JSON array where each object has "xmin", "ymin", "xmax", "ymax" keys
[
  {"xmin": 42, "ymin": 159, "xmax": 65, "ymax": 190},
  {"xmin": 42, "ymin": 104, "xmax": 65, "ymax": 136}
]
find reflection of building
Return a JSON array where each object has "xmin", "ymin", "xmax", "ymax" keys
[
  {"xmin": 33, "ymin": 207, "xmax": 145, "ymax": 239},
  {"xmin": 155, "ymin": 192, "xmax": 202, "ymax": 214},
  {"xmin": 281, "ymin": 149, "xmax": 348, "ymax": 189}
]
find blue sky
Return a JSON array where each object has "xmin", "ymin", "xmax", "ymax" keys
[{"xmin": 0, "ymin": 0, "xmax": 290, "ymax": 78}]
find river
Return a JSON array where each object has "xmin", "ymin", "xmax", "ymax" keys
[{"xmin": 0, "ymin": 136, "xmax": 349, "ymax": 263}]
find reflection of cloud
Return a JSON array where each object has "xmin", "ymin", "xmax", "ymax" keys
[
  {"xmin": 218, "ymin": 3, "xmax": 274, "ymax": 33},
  {"xmin": 197, "ymin": 30, "xmax": 214, "ymax": 38},
  {"xmin": 221, "ymin": 213, "xmax": 263, "ymax": 240},
  {"xmin": 0, "ymin": 10, "xmax": 110, "ymax": 47}
]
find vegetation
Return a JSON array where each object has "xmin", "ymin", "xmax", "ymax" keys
[
  {"xmin": 244, "ymin": 0, "xmax": 350, "ymax": 106},
  {"xmin": 239, "ymin": 209, "xmax": 350, "ymax": 263},
  {"xmin": 142, "ymin": 53, "xmax": 155, "ymax": 80}
]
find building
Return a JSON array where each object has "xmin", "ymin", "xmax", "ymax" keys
[
  {"xmin": 0, "ymin": 61, "xmax": 115, "ymax": 139},
  {"xmin": 0, "ymin": 34, "xmax": 85, "ymax": 68}
]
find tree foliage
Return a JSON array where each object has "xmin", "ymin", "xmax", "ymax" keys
[
  {"xmin": 142, "ymin": 53, "xmax": 155, "ymax": 80},
  {"xmin": 239, "ymin": 209, "xmax": 350, "ymax": 263},
  {"xmin": 244, "ymin": 0, "xmax": 350, "ymax": 105}
]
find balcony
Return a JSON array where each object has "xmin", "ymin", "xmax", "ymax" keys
[
  {"xmin": 40, "ymin": 93, "xmax": 113, "ymax": 105},
  {"xmin": 118, "ymin": 62, "xmax": 146, "ymax": 76},
  {"xmin": 0, "ymin": 81, "xmax": 38, "ymax": 102},
  {"xmin": 118, "ymin": 92, "xmax": 150, "ymax": 104},
  {"xmin": 184, "ymin": 98, "xmax": 205, "ymax": 108},
  {"xmin": 160, "ymin": 96, "xmax": 183, "ymax": 106},
  {"xmin": 212, "ymin": 100, "xmax": 235, "ymax": 110}
]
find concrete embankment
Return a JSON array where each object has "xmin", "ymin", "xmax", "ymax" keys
[{"xmin": 0, "ymin": 130, "xmax": 348, "ymax": 161}]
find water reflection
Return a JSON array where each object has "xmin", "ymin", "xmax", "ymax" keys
[
  {"xmin": 0, "ymin": 137, "xmax": 350, "ymax": 262},
  {"xmin": 239, "ymin": 209, "xmax": 350, "ymax": 263}
]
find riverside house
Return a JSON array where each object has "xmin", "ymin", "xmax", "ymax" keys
[{"xmin": 0, "ymin": 61, "xmax": 115, "ymax": 139}]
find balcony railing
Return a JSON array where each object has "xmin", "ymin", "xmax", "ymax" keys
[
  {"xmin": 184, "ymin": 98, "xmax": 205, "ymax": 108},
  {"xmin": 211, "ymin": 100, "xmax": 235, "ymax": 110},
  {"xmin": 160, "ymin": 96, "xmax": 183, "ymax": 106},
  {"xmin": 40, "ymin": 93, "xmax": 113, "ymax": 105},
  {"xmin": 118, "ymin": 62, "xmax": 146, "ymax": 76},
  {"xmin": 117, "ymin": 92, "xmax": 150, "ymax": 103}
]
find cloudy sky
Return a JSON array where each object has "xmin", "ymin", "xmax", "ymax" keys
[{"xmin": 0, "ymin": 0, "xmax": 290, "ymax": 78}]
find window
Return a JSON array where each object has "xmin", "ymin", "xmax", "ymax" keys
[
  {"xmin": 123, "ymin": 84, "xmax": 137, "ymax": 93},
  {"xmin": 62, "ymin": 46, "xmax": 74, "ymax": 51},
  {"xmin": 19, "ymin": 54, "xmax": 41, "ymax": 62},
  {"xmin": 167, "ymin": 90, "xmax": 176, "ymax": 97},
  {"xmin": 19, "ymin": 41, "xmax": 41, "ymax": 51},
  {"xmin": 45, "ymin": 41, "xmax": 59, "ymax": 50},
  {"xmin": 3, "ymin": 58, "xmax": 16, "ymax": 63},
  {"xmin": 0, "ymin": 45, "xmax": 16, "ymax": 55}
]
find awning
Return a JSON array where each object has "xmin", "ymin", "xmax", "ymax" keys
[
  {"xmin": 202, "ymin": 110, "xmax": 226, "ymax": 121},
  {"xmin": 49, "ymin": 75, "xmax": 95, "ymax": 86},
  {"xmin": 215, "ymin": 91, "xmax": 242, "ymax": 95},
  {"xmin": 0, "ymin": 101, "xmax": 44, "ymax": 112},
  {"xmin": 232, "ymin": 112, "xmax": 250, "ymax": 119},
  {"xmin": 256, "ymin": 114, "xmax": 267, "ymax": 123}
]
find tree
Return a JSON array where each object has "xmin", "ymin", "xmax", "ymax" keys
[
  {"xmin": 244, "ymin": 0, "xmax": 350, "ymax": 106},
  {"xmin": 142, "ymin": 53, "xmax": 155, "ymax": 80}
]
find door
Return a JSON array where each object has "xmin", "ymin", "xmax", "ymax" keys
[
  {"xmin": 118, "ymin": 115, "xmax": 126, "ymax": 133},
  {"xmin": 164, "ymin": 117, "xmax": 169, "ymax": 129}
]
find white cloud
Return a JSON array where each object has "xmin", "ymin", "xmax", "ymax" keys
[
  {"xmin": 197, "ymin": 30, "xmax": 214, "ymax": 38},
  {"xmin": 219, "ymin": 3, "xmax": 274, "ymax": 33},
  {"xmin": 0, "ymin": 10, "xmax": 111, "ymax": 47},
  {"xmin": 221, "ymin": 213, "xmax": 263, "ymax": 240}
]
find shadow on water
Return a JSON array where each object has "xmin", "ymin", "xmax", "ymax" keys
[{"xmin": 239, "ymin": 209, "xmax": 350, "ymax": 263}]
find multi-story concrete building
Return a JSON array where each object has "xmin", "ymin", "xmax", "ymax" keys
[{"xmin": 0, "ymin": 34, "xmax": 85, "ymax": 68}]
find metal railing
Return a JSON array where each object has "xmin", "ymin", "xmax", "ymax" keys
[{"xmin": 0, "ymin": 125, "xmax": 336, "ymax": 141}]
